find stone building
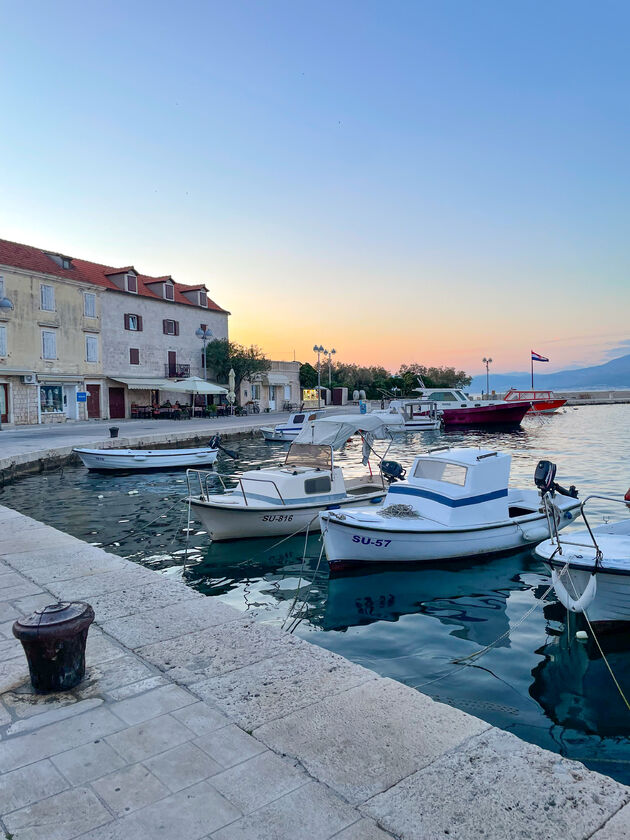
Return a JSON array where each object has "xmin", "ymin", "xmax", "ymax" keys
[
  {"xmin": 239, "ymin": 361, "xmax": 301, "ymax": 411},
  {"xmin": 0, "ymin": 238, "xmax": 229, "ymax": 423}
]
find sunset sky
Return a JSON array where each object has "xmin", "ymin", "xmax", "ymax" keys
[{"xmin": 2, "ymin": 1, "xmax": 629, "ymax": 377}]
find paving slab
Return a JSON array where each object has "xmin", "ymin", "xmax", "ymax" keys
[
  {"xmin": 104, "ymin": 712, "xmax": 193, "ymax": 762},
  {"xmin": 332, "ymin": 818, "xmax": 395, "ymax": 839},
  {"xmin": 210, "ymin": 750, "xmax": 308, "ymax": 814},
  {"xmin": 171, "ymin": 699, "xmax": 230, "ymax": 735},
  {"xmin": 51, "ymin": 738, "xmax": 126, "ymax": 784},
  {"xmin": 363, "ymin": 727, "xmax": 630, "ymax": 840},
  {"xmin": 0, "ymin": 758, "xmax": 68, "ymax": 815},
  {"xmin": 101, "ymin": 597, "xmax": 239, "ymax": 648},
  {"xmin": 3, "ymin": 785, "xmax": 112, "ymax": 840},
  {"xmin": 591, "ymin": 803, "xmax": 630, "ymax": 838},
  {"xmin": 211, "ymin": 780, "xmax": 359, "ymax": 840},
  {"xmin": 6, "ymin": 697, "xmax": 103, "ymax": 735},
  {"xmin": 144, "ymin": 741, "xmax": 223, "ymax": 792},
  {"xmin": 194, "ymin": 724, "xmax": 267, "ymax": 768},
  {"xmin": 91, "ymin": 762, "xmax": 170, "ymax": 816},
  {"xmin": 110, "ymin": 683, "xmax": 196, "ymax": 725},
  {"xmin": 83, "ymin": 578, "xmax": 200, "ymax": 621},
  {"xmin": 255, "ymin": 676, "xmax": 489, "ymax": 804},
  {"xmin": 45, "ymin": 564, "xmax": 158, "ymax": 600}
]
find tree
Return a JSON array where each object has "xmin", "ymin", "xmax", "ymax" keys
[
  {"xmin": 205, "ymin": 339, "xmax": 271, "ymax": 398},
  {"xmin": 299, "ymin": 362, "xmax": 319, "ymax": 388},
  {"xmin": 398, "ymin": 364, "xmax": 471, "ymax": 390}
]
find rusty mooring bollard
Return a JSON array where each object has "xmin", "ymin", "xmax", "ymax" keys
[{"xmin": 13, "ymin": 602, "xmax": 95, "ymax": 693}]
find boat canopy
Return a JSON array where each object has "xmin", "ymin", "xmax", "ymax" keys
[{"xmin": 293, "ymin": 413, "xmax": 393, "ymax": 449}]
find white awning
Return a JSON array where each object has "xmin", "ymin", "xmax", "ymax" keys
[
  {"xmin": 166, "ymin": 376, "xmax": 228, "ymax": 395},
  {"xmin": 111, "ymin": 377, "xmax": 172, "ymax": 390},
  {"xmin": 293, "ymin": 413, "xmax": 394, "ymax": 449},
  {"xmin": 266, "ymin": 373, "xmax": 290, "ymax": 385}
]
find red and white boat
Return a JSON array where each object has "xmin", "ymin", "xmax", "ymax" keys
[
  {"xmin": 413, "ymin": 388, "xmax": 530, "ymax": 428},
  {"xmin": 504, "ymin": 389, "xmax": 566, "ymax": 415}
]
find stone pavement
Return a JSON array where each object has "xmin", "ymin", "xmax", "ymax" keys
[{"xmin": 1, "ymin": 502, "xmax": 630, "ymax": 839}]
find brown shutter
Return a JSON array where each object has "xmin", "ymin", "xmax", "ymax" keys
[
  {"xmin": 124, "ymin": 314, "xmax": 130, "ymax": 330},
  {"xmin": 174, "ymin": 321, "xmax": 179, "ymax": 336},
  {"xmin": 163, "ymin": 319, "xmax": 167, "ymax": 334},
  {"xmin": 137, "ymin": 315, "xmax": 143, "ymax": 332},
  {"xmin": 129, "ymin": 348, "xmax": 139, "ymax": 365}
]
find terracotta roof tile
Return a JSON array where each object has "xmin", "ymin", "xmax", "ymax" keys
[{"xmin": 0, "ymin": 237, "xmax": 229, "ymax": 314}]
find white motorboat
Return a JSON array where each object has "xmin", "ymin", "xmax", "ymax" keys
[
  {"xmin": 74, "ymin": 445, "xmax": 219, "ymax": 471},
  {"xmin": 535, "ymin": 489, "xmax": 630, "ymax": 626},
  {"xmin": 260, "ymin": 409, "xmax": 325, "ymax": 442},
  {"xmin": 319, "ymin": 448, "xmax": 581, "ymax": 568},
  {"xmin": 371, "ymin": 400, "xmax": 442, "ymax": 431},
  {"xmin": 187, "ymin": 414, "xmax": 394, "ymax": 541}
]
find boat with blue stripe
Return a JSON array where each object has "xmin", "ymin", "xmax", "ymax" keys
[
  {"xmin": 320, "ymin": 447, "xmax": 581, "ymax": 568},
  {"xmin": 261, "ymin": 410, "xmax": 325, "ymax": 442}
]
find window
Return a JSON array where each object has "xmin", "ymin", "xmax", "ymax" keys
[
  {"xmin": 163, "ymin": 319, "xmax": 179, "ymax": 335},
  {"xmin": 0, "ymin": 325, "xmax": 6, "ymax": 357},
  {"xmin": 129, "ymin": 348, "xmax": 140, "ymax": 365},
  {"xmin": 42, "ymin": 330, "xmax": 57, "ymax": 360},
  {"xmin": 84, "ymin": 293, "xmax": 96, "ymax": 318},
  {"xmin": 164, "ymin": 284, "xmax": 174, "ymax": 301},
  {"xmin": 251, "ymin": 383, "xmax": 261, "ymax": 400},
  {"xmin": 413, "ymin": 459, "xmax": 468, "ymax": 486},
  {"xmin": 292, "ymin": 413, "xmax": 304, "ymax": 423},
  {"xmin": 124, "ymin": 314, "xmax": 143, "ymax": 331},
  {"xmin": 427, "ymin": 391, "xmax": 456, "ymax": 402},
  {"xmin": 126, "ymin": 274, "xmax": 138, "ymax": 293},
  {"xmin": 199, "ymin": 291, "xmax": 207, "ymax": 307},
  {"xmin": 86, "ymin": 335, "xmax": 98, "ymax": 363},
  {"xmin": 61, "ymin": 257, "xmax": 71, "ymax": 269},
  {"xmin": 304, "ymin": 476, "xmax": 332, "ymax": 494},
  {"xmin": 40, "ymin": 284, "xmax": 55, "ymax": 311},
  {"xmin": 40, "ymin": 384, "xmax": 63, "ymax": 413}
]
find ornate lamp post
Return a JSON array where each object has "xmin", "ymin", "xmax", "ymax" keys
[
  {"xmin": 482, "ymin": 357, "xmax": 493, "ymax": 397},
  {"xmin": 0, "ymin": 295, "xmax": 14, "ymax": 430},
  {"xmin": 325, "ymin": 348, "xmax": 336, "ymax": 387},
  {"xmin": 313, "ymin": 344, "xmax": 325, "ymax": 408},
  {"xmin": 196, "ymin": 327, "xmax": 213, "ymax": 409}
]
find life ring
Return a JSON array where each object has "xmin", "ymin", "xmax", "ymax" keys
[{"xmin": 551, "ymin": 569, "xmax": 597, "ymax": 613}]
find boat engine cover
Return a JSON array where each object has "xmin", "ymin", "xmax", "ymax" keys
[
  {"xmin": 534, "ymin": 460, "xmax": 556, "ymax": 494},
  {"xmin": 381, "ymin": 461, "xmax": 406, "ymax": 483}
]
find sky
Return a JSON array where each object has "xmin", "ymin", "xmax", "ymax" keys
[{"xmin": 2, "ymin": 0, "xmax": 629, "ymax": 377}]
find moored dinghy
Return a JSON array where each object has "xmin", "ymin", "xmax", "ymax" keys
[
  {"xmin": 187, "ymin": 413, "xmax": 395, "ymax": 541},
  {"xmin": 320, "ymin": 448, "xmax": 581, "ymax": 568},
  {"xmin": 535, "ymin": 490, "xmax": 630, "ymax": 626},
  {"xmin": 74, "ymin": 443, "xmax": 219, "ymax": 471}
]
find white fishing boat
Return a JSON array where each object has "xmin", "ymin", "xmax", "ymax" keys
[
  {"xmin": 535, "ymin": 489, "xmax": 630, "ymax": 626},
  {"xmin": 260, "ymin": 409, "xmax": 325, "ymax": 442},
  {"xmin": 74, "ymin": 445, "xmax": 219, "ymax": 471},
  {"xmin": 187, "ymin": 414, "xmax": 394, "ymax": 541},
  {"xmin": 319, "ymin": 448, "xmax": 581, "ymax": 568},
  {"xmin": 371, "ymin": 399, "xmax": 442, "ymax": 431}
]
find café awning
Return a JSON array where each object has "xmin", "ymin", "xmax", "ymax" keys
[{"xmin": 111, "ymin": 377, "xmax": 172, "ymax": 390}]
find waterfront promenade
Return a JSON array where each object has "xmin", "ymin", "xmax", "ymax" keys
[{"xmin": 1, "ymin": 503, "xmax": 630, "ymax": 838}]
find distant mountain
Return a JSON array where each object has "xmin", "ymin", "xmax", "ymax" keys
[{"xmin": 470, "ymin": 353, "xmax": 630, "ymax": 393}]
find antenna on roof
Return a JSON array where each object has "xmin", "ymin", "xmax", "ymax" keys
[{"xmin": 417, "ymin": 377, "xmax": 425, "ymax": 388}]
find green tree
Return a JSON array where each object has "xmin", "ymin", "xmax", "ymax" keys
[
  {"xmin": 398, "ymin": 364, "xmax": 471, "ymax": 390},
  {"xmin": 299, "ymin": 362, "xmax": 319, "ymax": 388},
  {"xmin": 205, "ymin": 339, "xmax": 271, "ymax": 398}
]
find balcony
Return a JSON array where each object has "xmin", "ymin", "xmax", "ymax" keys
[{"xmin": 164, "ymin": 363, "xmax": 191, "ymax": 378}]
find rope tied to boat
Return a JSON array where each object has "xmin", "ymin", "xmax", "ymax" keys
[{"xmin": 380, "ymin": 504, "xmax": 421, "ymax": 518}]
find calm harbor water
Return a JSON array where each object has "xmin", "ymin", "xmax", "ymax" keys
[{"xmin": 4, "ymin": 404, "xmax": 630, "ymax": 781}]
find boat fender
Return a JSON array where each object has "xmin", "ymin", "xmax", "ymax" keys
[
  {"xmin": 551, "ymin": 570, "xmax": 597, "ymax": 613},
  {"xmin": 326, "ymin": 504, "xmax": 341, "ymax": 511},
  {"xmin": 521, "ymin": 525, "xmax": 550, "ymax": 542}
]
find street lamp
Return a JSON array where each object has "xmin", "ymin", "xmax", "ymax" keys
[
  {"xmin": 482, "ymin": 357, "xmax": 492, "ymax": 397},
  {"xmin": 196, "ymin": 327, "xmax": 213, "ymax": 408},
  {"xmin": 313, "ymin": 344, "xmax": 325, "ymax": 408},
  {"xmin": 325, "ymin": 348, "xmax": 336, "ymax": 387}
]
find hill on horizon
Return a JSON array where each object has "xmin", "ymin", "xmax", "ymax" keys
[{"xmin": 470, "ymin": 353, "xmax": 630, "ymax": 393}]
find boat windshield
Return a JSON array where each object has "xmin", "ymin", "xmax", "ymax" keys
[
  {"xmin": 285, "ymin": 443, "xmax": 333, "ymax": 470},
  {"xmin": 413, "ymin": 459, "xmax": 468, "ymax": 486}
]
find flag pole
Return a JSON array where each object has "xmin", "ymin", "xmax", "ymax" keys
[{"xmin": 531, "ymin": 354, "xmax": 533, "ymax": 389}]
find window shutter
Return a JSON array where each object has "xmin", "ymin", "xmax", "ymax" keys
[
  {"xmin": 124, "ymin": 314, "xmax": 130, "ymax": 330},
  {"xmin": 0, "ymin": 325, "xmax": 6, "ymax": 356},
  {"xmin": 163, "ymin": 319, "xmax": 167, "ymax": 334},
  {"xmin": 137, "ymin": 315, "xmax": 143, "ymax": 332},
  {"xmin": 130, "ymin": 348, "xmax": 139, "ymax": 365},
  {"xmin": 174, "ymin": 321, "xmax": 179, "ymax": 336}
]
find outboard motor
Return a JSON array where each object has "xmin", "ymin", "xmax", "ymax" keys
[
  {"xmin": 534, "ymin": 460, "xmax": 578, "ymax": 498},
  {"xmin": 381, "ymin": 460, "xmax": 406, "ymax": 483}
]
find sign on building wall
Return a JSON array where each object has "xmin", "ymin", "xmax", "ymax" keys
[{"xmin": 76, "ymin": 391, "xmax": 88, "ymax": 402}]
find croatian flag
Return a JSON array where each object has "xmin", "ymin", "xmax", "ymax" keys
[{"xmin": 531, "ymin": 351, "xmax": 549, "ymax": 362}]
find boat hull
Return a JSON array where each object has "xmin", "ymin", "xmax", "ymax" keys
[
  {"xmin": 260, "ymin": 427, "xmax": 299, "ymax": 442},
  {"xmin": 543, "ymin": 562, "xmax": 630, "ymax": 624},
  {"xmin": 528, "ymin": 399, "xmax": 567, "ymax": 414},
  {"xmin": 320, "ymin": 503, "xmax": 579, "ymax": 569},
  {"xmin": 190, "ymin": 489, "xmax": 386, "ymax": 541},
  {"xmin": 442, "ymin": 402, "xmax": 530, "ymax": 427},
  {"xmin": 74, "ymin": 447, "xmax": 218, "ymax": 471}
]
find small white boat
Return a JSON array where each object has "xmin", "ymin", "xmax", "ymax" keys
[
  {"xmin": 320, "ymin": 448, "xmax": 581, "ymax": 568},
  {"xmin": 260, "ymin": 409, "xmax": 325, "ymax": 442},
  {"xmin": 74, "ymin": 446, "xmax": 219, "ymax": 471},
  {"xmin": 371, "ymin": 400, "xmax": 442, "ymax": 431},
  {"xmin": 535, "ymin": 490, "xmax": 630, "ymax": 626},
  {"xmin": 187, "ymin": 414, "xmax": 393, "ymax": 541}
]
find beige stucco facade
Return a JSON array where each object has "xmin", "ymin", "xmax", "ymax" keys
[
  {"xmin": 239, "ymin": 361, "xmax": 301, "ymax": 411},
  {"xmin": 0, "ymin": 265, "xmax": 106, "ymax": 424}
]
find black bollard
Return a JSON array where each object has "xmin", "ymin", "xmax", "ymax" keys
[
  {"xmin": 109, "ymin": 427, "xmax": 119, "ymax": 438},
  {"xmin": 13, "ymin": 602, "xmax": 95, "ymax": 693}
]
